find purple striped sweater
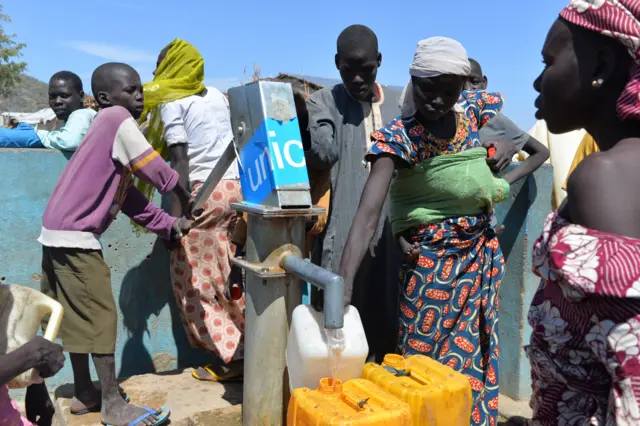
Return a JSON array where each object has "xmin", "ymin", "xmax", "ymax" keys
[{"xmin": 39, "ymin": 106, "xmax": 179, "ymax": 249}]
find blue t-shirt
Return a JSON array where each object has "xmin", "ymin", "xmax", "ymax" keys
[{"xmin": 0, "ymin": 123, "xmax": 43, "ymax": 148}]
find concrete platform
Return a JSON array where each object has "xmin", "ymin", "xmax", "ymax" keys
[
  {"xmin": 52, "ymin": 369, "xmax": 242, "ymax": 426},
  {"xmin": 43, "ymin": 370, "xmax": 531, "ymax": 425},
  {"xmin": 498, "ymin": 394, "xmax": 532, "ymax": 425}
]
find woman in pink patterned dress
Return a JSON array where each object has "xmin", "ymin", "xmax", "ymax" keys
[
  {"xmin": 140, "ymin": 40, "xmax": 245, "ymax": 381},
  {"xmin": 528, "ymin": 0, "xmax": 640, "ymax": 424}
]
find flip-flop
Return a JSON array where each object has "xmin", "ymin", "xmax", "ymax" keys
[
  {"xmin": 72, "ymin": 393, "xmax": 131, "ymax": 416},
  {"xmin": 191, "ymin": 364, "xmax": 243, "ymax": 382},
  {"xmin": 104, "ymin": 407, "xmax": 170, "ymax": 426}
]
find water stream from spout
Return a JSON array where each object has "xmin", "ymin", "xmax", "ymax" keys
[{"xmin": 324, "ymin": 328, "xmax": 345, "ymax": 380}]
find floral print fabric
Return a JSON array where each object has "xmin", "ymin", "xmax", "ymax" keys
[
  {"xmin": 527, "ymin": 212, "xmax": 640, "ymax": 425},
  {"xmin": 368, "ymin": 91, "xmax": 504, "ymax": 165},
  {"xmin": 400, "ymin": 215, "xmax": 504, "ymax": 426},
  {"xmin": 367, "ymin": 90, "xmax": 506, "ymax": 426}
]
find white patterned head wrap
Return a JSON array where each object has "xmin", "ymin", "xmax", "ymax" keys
[{"xmin": 399, "ymin": 37, "xmax": 471, "ymax": 117}]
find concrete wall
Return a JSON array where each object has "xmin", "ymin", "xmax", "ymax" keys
[
  {"xmin": 0, "ymin": 149, "xmax": 552, "ymax": 401},
  {"xmin": 1, "ymin": 149, "xmax": 211, "ymax": 392},
  {"xmin": 494, "ymin": 164, "xmax": 554, "ymax": 400}
]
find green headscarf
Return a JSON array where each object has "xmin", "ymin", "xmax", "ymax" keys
[{"xmin": 132, "ymin": 39, "xmax": 205, "ymax": 232}]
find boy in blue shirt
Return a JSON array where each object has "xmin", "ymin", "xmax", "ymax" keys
[{"xmin": 0, "ymin": 71, "xmax": 95, "ymax": 150}]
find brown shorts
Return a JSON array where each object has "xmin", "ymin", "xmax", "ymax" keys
[{"xmin": 40, "ymin": 246, "xmax": 117, "ymax": 354}]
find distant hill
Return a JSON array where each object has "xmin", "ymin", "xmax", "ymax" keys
[
  {"xmin": 0, "ymin": 73, "xmax": 405, "ymax": 119},
  {"xmin": 0, "ymin": 75, "xmax": 49, "ymax": 113}
]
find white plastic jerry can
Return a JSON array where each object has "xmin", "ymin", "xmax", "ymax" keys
[
  {"xmin": 286, "ymin": 304, "xmax": 369, "ymax": 391},
  {"xmin": 0, "ymin": 284, "xmax": 64, "ymax": 388}
]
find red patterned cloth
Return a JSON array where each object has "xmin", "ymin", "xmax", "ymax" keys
[
  {"xmin": 561, "ymin": 0, "xmax": 640, "ymax": 120},
  {"xmin": 170, "ymin": 180, "xmax": 245, "ymax": 363},
  {"xmin": 527, "ymin": 212, "xmax": 640, "ymax": 425}
]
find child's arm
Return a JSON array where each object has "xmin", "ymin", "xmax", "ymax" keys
[
  {"xmin": 112, "ymin": 117, "xmax": 192, "ymax": 214},
  {"xmin": 37, "ymin": 109, "xmax": 95, "ymax": 151},
  {"xmin": 121, "ymin": 184, "xmax": 192, "ymax": 241},
  {"xmin": 501, "ymin": 136, "xmax": 550, "ymax": 184},
  {"xmin": 0, "ymin": 337, "xmax": 64, "ymax": 386},
  {"xmin": 231, "ymin": 213, "xmax": 248, "ymax": 252},
  {"xmin": 482, "ymin": 114, "xmax": 550, "ymax": 185},
  {"xmin": 483, "ymin": 139, "xmax": 517, "ymax": 172},
  {"xmin": 160, "ymin": 103, "xmax": 192, "ymax": 218},
  {"xmin": 397, "ymin": 233, "xmax": 420, "ymax": 263}
]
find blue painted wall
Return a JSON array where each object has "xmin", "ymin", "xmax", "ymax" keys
[
  {"xmin": 494, "ymin": 164, "xmax": 554, "ymax": 400},
  {"xmin": 0, "ymin": 149, "xmax": 552, "ymax": 401},
  {"xmin": 1, "ymin": 149, "xmax": 212, "ymax": 392}
]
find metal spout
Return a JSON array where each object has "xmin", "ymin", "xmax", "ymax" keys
[{"xmin": 281, "ymin": 254, "xmax": 344, "ymax": 329}]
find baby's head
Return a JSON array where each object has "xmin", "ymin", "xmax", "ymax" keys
[{"xmin": 91, "ymin": 63, "xmax": 144, "ymax": 119}]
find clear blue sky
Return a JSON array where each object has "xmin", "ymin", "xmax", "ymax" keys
[{"xmin": 3, "ymin": 0, "xmax": 565, "ymax": 130}]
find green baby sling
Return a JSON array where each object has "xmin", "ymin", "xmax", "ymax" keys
[{"xmin": 389, "ymin": 147, "xmax": 510, "ymax": 235}]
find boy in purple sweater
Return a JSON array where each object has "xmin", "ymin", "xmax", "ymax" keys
[{"xmin": 37, "ymin": 63, "xmax": 190, "ymax": 426}]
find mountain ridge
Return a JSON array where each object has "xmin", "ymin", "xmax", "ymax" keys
[
  {"xmin": 0, "ymin": 74, "xmax": 404, "ymax": 122},
  {"xmin": 0, "ymin": 75, "xmax": 49, "ymax": 113}
]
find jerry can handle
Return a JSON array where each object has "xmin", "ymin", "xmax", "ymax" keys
[
  {"xmin": 41, "ymin": 299, "xmax": 63, "ymax": 342},
  {"xmin": 29, "ymin": 299, "xmax": 63, "ymax": 385},
  {"xmin": 340, "ymin": 391, "xmax": 369, "ymax": 412},
  {"xmin": 409, "ymin": 369, "xmax": 432, "ymax": 386},
  {"xmin": 383, "ymin": 365, "xmax": 431, "ymax": 385}
]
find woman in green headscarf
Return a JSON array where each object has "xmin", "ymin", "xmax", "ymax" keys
[{"xmin": 139, "ymin": 39, "xmax": 244, "ymax": 381}]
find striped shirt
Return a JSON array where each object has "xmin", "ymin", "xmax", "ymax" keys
[{"xmin": 39, "ymin": 106, "xmax": 178, "ymax": 249}]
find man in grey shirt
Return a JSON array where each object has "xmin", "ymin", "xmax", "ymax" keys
[
  {"xmin": 299, "ymin": 25, "xmax": 402, "ymax": 363},
  {"xmin": 466, "ymin": 58, "xmax": 550, "ymax": 230},
  {"xmin": 467, "ymin": 59, "xmax": 532, "ymax": 163}
]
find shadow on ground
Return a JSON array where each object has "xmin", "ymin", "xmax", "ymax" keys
[{"xmin": 499, "ymin": 416, "xmax": 528, "ymax": 426}]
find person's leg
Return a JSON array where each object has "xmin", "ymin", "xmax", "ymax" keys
[
  {"xmin": 29, "ymin": 248, "xmax": 57, "ymax": 425},
  {"xmin": 94, "ymin": 354, "xmax": 160, "ymax": 426},
  {"xmin": 69, "ymin": 353, "xmax": 100, "ymax": 413},
  {"xmin": 52, "ymin": 248, "xmax": 165, "ymax": 425},
  {"xmin": 43, "ymin": 248, "xmax": 102, "ymax": 415},
  {"xmin": 25, "ymin": 382, "xmax": 54, "ymax": 426},
  {"xmin": 84, "ymin": 253, "xmax": 164, "ymax": 425},
  {"xmin": 68, "ymin": 352, "xmax": 128, "ymax": 414}
]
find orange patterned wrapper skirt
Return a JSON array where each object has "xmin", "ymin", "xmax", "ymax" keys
[{"xmin": 170, "ymin": 180, "xmax": 245, "ymax": 363}]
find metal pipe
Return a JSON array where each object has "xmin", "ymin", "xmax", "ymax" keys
[
  {"xmin": 191, "ymin": 142, "xmax": 237, "ymax": 215},
  {"xmin": 281, "ymin": 254, "xmax": 344, "ymax": 330},
  {"xmin": 241, "ymin": 211, "xmax": 305, "ymax": 426}
]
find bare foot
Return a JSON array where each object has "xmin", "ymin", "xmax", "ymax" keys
[
  {"xmin": 70, "ymin": 387, "xmax": 101, "ymax": 414},
  {"xmin": 71, "ymin": 386, "xmax": 128, "ymax": 414},
  {"xmin": 101, "ymin": 398, "xmax": 162, "ymax": 426}
]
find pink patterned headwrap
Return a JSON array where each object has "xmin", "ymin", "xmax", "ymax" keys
[{"xmin": 561, "ymin": 0, "xmax": 640, "ymax": 120}]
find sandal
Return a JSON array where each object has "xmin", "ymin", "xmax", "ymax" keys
[
  {"xmin": 191, "ymin": 364, "xmax": 243, "ymax": 382},
  {"xmin": 104, "ymin": 407, "xmax": 170, "ymax": 426}
]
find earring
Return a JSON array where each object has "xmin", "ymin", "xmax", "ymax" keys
[{"xmin": 592, "ymin": 79, "xmax": 604, "ymax": 87}]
